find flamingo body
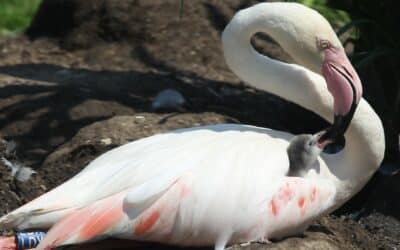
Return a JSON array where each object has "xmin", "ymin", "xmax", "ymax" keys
[{"xmin": 2, "ymin": 125, "xmax": 335, "ymax": 249}]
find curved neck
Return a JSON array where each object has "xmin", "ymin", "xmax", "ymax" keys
[
  {"xmin": 222, "ymin": 4, "xmax": 334, "ymax": 122},
  {"xmin": 222, "ymin": 3, "xmax": 385, "ymax": 203}
]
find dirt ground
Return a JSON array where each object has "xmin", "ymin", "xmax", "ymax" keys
[{"xmin": 0, "ymin": 1, "xmax": 399, "ymax": 249}]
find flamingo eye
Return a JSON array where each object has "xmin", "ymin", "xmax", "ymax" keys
[{"xmin": 317, "ymin": 38, "xmax": 331, "ymax": 50}]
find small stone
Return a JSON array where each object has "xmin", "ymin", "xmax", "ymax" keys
[
  {"xmin": 100, "ymin": 138, "xmax": 112, "ymax": 145},
  {"xmin": 152, "ymin": 89, "xmax": 186, "ymax": 111},
  {"xmin": 135, "ymin": 115, "xmax": 145, "ymax": 120}
]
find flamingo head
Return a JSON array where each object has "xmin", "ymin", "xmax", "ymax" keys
[
  {"xmin": 269, "ymin": 4, "xmax": 363, "ymax": 144},
  {"xmin": 317, "ymin": 38, "xmax": 363, "ymax": 144}
]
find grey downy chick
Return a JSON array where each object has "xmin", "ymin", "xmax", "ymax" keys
[{"xmin": 287, "ymin": 132, "xmax": 329, "ymax": 177}]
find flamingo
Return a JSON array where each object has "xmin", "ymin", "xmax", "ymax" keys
[{"xmin": 0, "ymin": 2, "xmax": 384, "ymax": 250}]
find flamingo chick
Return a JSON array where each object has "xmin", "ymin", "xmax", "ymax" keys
[{"xmin": 287, "ymin": 132, "xmax": 331, "ymax": 177}]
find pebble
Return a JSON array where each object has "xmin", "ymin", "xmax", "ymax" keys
[{"xmin": 152, "ymin": 89, "xmax": 186, "ymax": 111}]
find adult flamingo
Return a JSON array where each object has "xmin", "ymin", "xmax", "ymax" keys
[{"xmin": 0, "ymin": 2, "xmax": 384, "ymax": 250}]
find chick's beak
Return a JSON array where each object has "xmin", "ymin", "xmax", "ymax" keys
[{"xmin": 314, "ymin": 131, "xmax": 332, "ymax": 149}]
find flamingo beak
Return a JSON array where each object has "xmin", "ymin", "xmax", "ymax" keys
[{"xmin": 318, "ymin": 44, "xmax": 363, "ymax": 144}]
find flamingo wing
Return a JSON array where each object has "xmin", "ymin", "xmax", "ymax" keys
[
  {"xmin": 0, "ymin": 124, "xmax": 293, "ymax": 232},
  {"xmin": 37, "ymin": 177, "xmax": 185, "ymax": 249},
  {"xmin": 36, "ymin": 158, "xmax": 336, "ymax": 250},
  {"xmin": 36, "ymin": 170, "xmax": 200, "ymax": 248}
]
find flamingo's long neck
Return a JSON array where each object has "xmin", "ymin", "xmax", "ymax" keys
[{"xmin": 222, "ymin": 3, "xmax": 385, "ymax": 205}]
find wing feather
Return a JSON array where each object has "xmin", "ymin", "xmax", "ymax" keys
[{"xmin": 1, "ymin": 124, "xmax": 293, "ymax": 231}]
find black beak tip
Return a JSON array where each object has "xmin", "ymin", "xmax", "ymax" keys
[
  {"xmin": 324, "ymin": 135, "xmax": 345, "ymax": 154},
  {"xmin": 318, "ymin": 127, "xmax": 346, "ymax": 154},
  {"xmin": 318, "ymin": 113, "xmax": 349, "ymax": 153}
]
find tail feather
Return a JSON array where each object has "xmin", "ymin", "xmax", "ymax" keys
[
  {"xmin": 36, "ymin": 191, "xmax": 127, "ymax": 249},
  {"xmin": 0, "ymin": 212, "xmax": 28, "ymax": 230},
  {"xmin": 0, "ymin": 207, "xmax": 75, "ymax": 230}
]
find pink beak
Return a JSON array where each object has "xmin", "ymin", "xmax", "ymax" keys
[
  {"xmin": 319, "ymin": 44, "xmax": 363, "ymax": 143},
  {"xmin": 322, "ymin": 46, "xmax": 363, "ymax": 117}
]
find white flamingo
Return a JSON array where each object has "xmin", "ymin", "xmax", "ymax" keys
[{"xmin": 0, "ymin": 2, "xmax": 384, "ymax": 250}]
